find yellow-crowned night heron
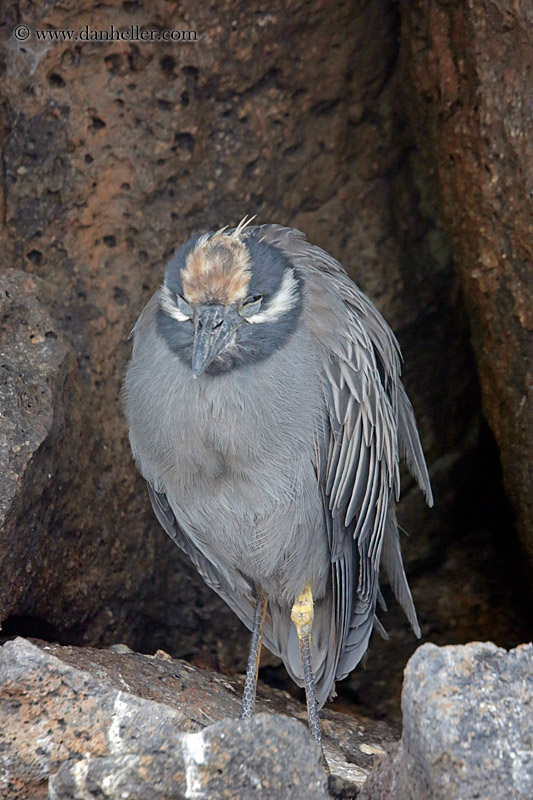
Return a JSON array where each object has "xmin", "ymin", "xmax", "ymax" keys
[{"xmin": 124, "ymin": 220, "xmax": 433, "ymax": 748}]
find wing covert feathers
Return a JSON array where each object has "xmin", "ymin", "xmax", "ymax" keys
[{"xmin": 257, "ymin": 224, "xmax": 431, "ymax": 700}]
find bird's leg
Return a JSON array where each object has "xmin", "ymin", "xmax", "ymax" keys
[
  {"xmin": 291, "ymin": 582, "xmax": 322, "ymax": 749},
  {"xmin": 240, "ymin": 593, "xmax": 267, "ymax": 719}
]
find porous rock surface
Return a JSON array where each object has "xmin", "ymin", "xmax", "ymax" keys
[
  {"xmin": 0, "ymin": 637, "xmax": 397, "ymax": 799},
  {"xmin": 361, "ymin": 642, "xmax": 533, "ymax": 800}
]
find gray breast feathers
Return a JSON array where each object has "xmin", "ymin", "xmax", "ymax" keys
[{"xmin": 125, "ymin": 299, "xmax": 328, "ymax": 601}]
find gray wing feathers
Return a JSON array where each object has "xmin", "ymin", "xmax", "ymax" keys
[
  {"xmin": 381, "ymin": 505, "xmax": 421, "ymax": 637},
  {"xmin": 397, "ymin": 382, "xmax": 434, "ymax": 506},
  {"xmin": 257, "ymin": 224, "xmax": 430, "ymax": 696},
  {"xmin": 148, "ymin": 486, "xmax": 225, "ymax": 592}
]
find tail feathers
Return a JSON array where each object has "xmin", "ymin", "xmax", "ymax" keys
[
  {"xmin": 373, "ymin": 614, "xmax": 390, "ymax": 640},
  {"xmin": 381, "ymin": 507, "xmax": 421, "ymax": 637},
  {"xmin": 398, "ymin": 382, "xmax": 433, "ymax": 506},
  {"xmin": 335, "ymin": 585, "xmax": 378, "ymax": 683}
]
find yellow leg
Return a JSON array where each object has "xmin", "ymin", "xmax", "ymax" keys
[
  {"xmin": 291, "ymin": 583, "xmax": 323, "ymax": 748},
  {"xmin": 291, "ymin": 582, "xmax": 314, "ymax": 638}
]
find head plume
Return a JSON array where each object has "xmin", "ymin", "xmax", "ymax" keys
[{"xmin": 180, "ymin": 218, "xmax": 257, "ymax": 305}]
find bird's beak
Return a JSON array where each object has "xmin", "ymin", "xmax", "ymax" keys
[{"xmin": 191, "ymin": 305, "xmax": 238, "ymax": 377}]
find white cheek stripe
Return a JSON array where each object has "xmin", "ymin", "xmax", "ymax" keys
[
  {"xmin": 247, "ymin": 269, "xmax": 299, "ymax": 324},
  {"xmin": 160, "ymin": 284, "xmax": 191, "ymax": 322}
]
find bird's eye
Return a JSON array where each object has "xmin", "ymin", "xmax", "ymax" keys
[
  {"xmin": 239, "ymin": 295, "xmax": 263, "ymax": 319},
  {"xmin": 176, "ymin": 295, "xmax": 192, "ymax": 319}
]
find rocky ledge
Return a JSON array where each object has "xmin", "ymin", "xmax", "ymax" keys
[
  {"xmin": 0, "ymin": 637, "xmax": 395, "ymax": 799},
  {"xmin": 0, "ymin": 638, "xmax": 530, "ymax": 799}
]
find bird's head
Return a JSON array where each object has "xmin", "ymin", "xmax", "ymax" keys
[{"xmin": 156, "ymin": 220, "xmax": 303, "ymax": 376}]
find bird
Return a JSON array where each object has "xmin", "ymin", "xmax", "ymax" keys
[{"xmin": 123, "ymin": 218, "xmax": 433, "ymax": 749}]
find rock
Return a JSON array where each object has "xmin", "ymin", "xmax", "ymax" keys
[
  {"xmin": 181, "ymin": 715, "xmax": 328, "ymax": 800},
  {"xmin": 0, "ymin": 638, "xmax": 397, "ymax": 798},
  {"xmin": 50, "ymin": 752, "xmax": 189, "ymax": 800},
  {"xmin": 0, "ymin": 270, "xmax": 83, "ymax": 626},
  {"xmin": 357, "ymin": 745, "xmax": 402, "ymax": 800},
  {"xmin": 49, "ymin": 715, "xmax": 329, "ymax": 800},
  {"xmin": 401, "ymin": 642, "xmax": 533, "ymax": 799},
  {"xmin": 0, "ymin": 270, "xmax": 66, "ymax": 528},
  {"xmin": 360, "ymin": 642, "xmax": 533, "ymax": 799},
  {"xmin": 48, "ymin": 752, "xmax": 189, "ymax": 800},
  {"xmin": 0, "ymin": 0, "xmax": 482, "ymax": 668},
  {"xmin": 401, "ymin": 0, "xmax": 533, "ymax": 578}
]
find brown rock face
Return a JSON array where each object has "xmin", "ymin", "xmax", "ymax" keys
[{"xmin": 401, "ymin": 1, "xmax": 533, "ymax": 573}]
